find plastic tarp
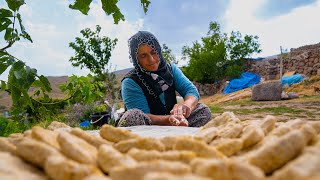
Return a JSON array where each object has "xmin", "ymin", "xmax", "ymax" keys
[
  {"xmin": 281, "ymin": 74, "xmax": 303, "ymax": 86},
  {"xmin": 223, "ymin": 72, "xmax": 261, "ymax": 94}
]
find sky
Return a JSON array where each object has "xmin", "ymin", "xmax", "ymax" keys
[{"xmin": 1, "ymin": 0, "xmax": 320, "ymax": 80}]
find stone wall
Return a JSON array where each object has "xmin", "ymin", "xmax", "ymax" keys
[
  {"xmin": 244, "ymin": 42, "xmax": 320, "ymax": 80},
  {"xmin": 193, "ymin": 42, "xmax": 320, "ymax": 96},
  {"xmin": 193, "ymin": 81, "xmax": 225, "ymax": 96}
]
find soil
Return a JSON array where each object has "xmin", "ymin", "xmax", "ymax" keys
[{"xmin": 200, "ymin": 76, "xmax": 320, "ymax": 122}]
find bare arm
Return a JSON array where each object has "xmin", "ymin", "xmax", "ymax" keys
[
  {"xmin": 171, "ymin": 96, "xmax": 198, "ymax": 118},
  {"xmin": 146, "ymin": 114, "xmax": 187, "ymax": 126},
  {"xmin": 183, "ymin": 96, "xmax": 198, "ymax": 114}
]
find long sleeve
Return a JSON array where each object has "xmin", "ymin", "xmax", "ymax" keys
[
  {"xmin": 171, "ymin": 64, "xmax": 200, "ymax": 100},
  {"xmin": 121, "ymin": 78, "xmax": 151, "ymax": 114}
]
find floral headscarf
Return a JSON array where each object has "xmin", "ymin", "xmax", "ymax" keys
[{"xmin": 128, "ymin": 31, "xmax": 174, "ymax": 97}]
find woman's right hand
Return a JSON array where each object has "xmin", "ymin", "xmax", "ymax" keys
[{"xmin": 168, "ymin": 115, "xmax": 188, "ymax": 126}]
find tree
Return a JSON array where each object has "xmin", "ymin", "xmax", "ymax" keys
[
  {"xmin": 182, "ymin": 22, "xmax": 261, "ymax": 83},
  {"xmin": 0, "ymin": 0, "xmax": 151, "ymax": 119},
  {"xmin": 69, "ymin": 25, "xmax": 118, "ymax": 78},
  {"xmin": 69, "ymin": 0, "xmax": 151, "ymax": 24},
  {"xmin": 69, "ymin": 25, "xmax": 120, "ymax": 103},
  {"xmin": 0, "ymin": 0, "xmax": 52, "ymax": 117},
  {"xmin": 162, "ymin": 44, "xmax": 178, "ymax": 65}
]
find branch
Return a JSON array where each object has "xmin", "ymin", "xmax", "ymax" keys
[
  {"xmin": 1, "ymin": 41, "xmax": 14, "ymax": 51},
  {"xmin": 1, "ymin": 11, "xmax": 17, "ymax": 51}
]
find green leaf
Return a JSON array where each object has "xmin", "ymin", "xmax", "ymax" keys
[
  {"xmin": 140, "ymin": 0, "xmax": 150, "ymax": 14},
  {"xmin": 0, "ymin": 8, "xmax": 13, "ymax": 17},
  {"xmin": 0, "ymin": 50, "xmax": 8, "ymax": 57},
  {"xmin": 0, "ymin": 18, "xmax": 12, "ymax": 32},
  {"xmin": 0, "ymin": 59, "xmax": 10, "ymax": 74},
  {"xmin": 69, "ymin": 0, "xmax": 92, "ymax": 15},
  {"xmin": 21, "ymin": 88, "xmax": 34, "ymax": 111},
  {"xmin": 17, "ymin": 13, "xmax": 32, "ymax": 43},
  {"xmin": 20, "ymin": 31, "xmax": 32, "ymax": 43},
  {"xmin": 101, "ymin": 0, "xmax": 124, "ymax": 24},
  {"xmin": 38, "ymin": 75, "xmax": 52, "ymax": 92},
  {"xmin": 12, "ymin": 60, "xmax": 24, "ymax": 71},
  {"xmin": 5, "ymin": 0, "xmax": 25, "ymax": 12},
  {"xmin": 0, "ymin": 55, "xmax": 15, "ymax": 74},
  {"xmin": 13, "ymin": 69, "xmax": 22, "ymax": 79},
  {"xmin": 33, "ymin": 89, "xmax": 40, "ymax": 96},
  {"xmin": 16, "ymin": 13, "xmax": 25, "ymax": 32},
  {"xmin": 1, "ymin": 80, "xmax": 6, "ymax": 90},
  {"xmin": 4, "ymin": 27, "xmax": 13, "ymax": 41},
  {"xmin": 10, "ymin": 83, "xmax": 21, "ymax": 105}
]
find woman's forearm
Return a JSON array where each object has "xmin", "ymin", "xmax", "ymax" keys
[
  {"xmin": 183, "ymin": 96, "xmax": 198, "ymax": 111},
  {"xmin": 146, "ymin": 114, "xmax": 171, "ymax": 126}
]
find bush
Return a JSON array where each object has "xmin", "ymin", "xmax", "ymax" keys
[
  {"xmin": 0, "ymin": 117, "xmax": 33, "ymax": 137},
  {"xmin": 182, "ymin": 22, "xmax": 261, "ymax": 83},
  {"xmin": 63, "ymin": 103, "xmax": 94, "ymax": 126}
]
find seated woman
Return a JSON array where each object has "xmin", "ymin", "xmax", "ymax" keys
[{"xmin": 118, "ymin": 31, "xmax": 211, "ymax": 127}]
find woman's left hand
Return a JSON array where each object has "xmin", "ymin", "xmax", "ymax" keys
[{"xmin": 170, "ymin": 104, "xmax": 191, "ymax": 119}]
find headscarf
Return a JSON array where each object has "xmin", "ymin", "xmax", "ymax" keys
[{"xmin": 128, "ymin": 31, "xmax": 174, "ymax": 97}]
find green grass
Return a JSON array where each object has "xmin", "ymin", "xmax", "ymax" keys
[
  {"xmin": 209, "ymin": 105, "xmax": 224, "ymax": 113},
  {"xmin": 222, "ymin": 99, "xmax": 259, "ymax": 107},
  {"xmin": 299, "ymin": 95, "xmax": 320, "ymax": 100}
]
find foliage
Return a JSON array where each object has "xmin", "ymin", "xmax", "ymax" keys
[
  {"xmin": 69, "ymin": 25, "xmax": 118, "ymax": 78},
  {"xmin": 0, "ymin": 1, "xmax": 54, "ymax": 118},
  {"xmin": 0, "ymin": 117, "xmax": 32, "ymax": 137},
  {"xmin": 93, "ymin": 104, "xmax": 110, "ymax": 113},
  {"xmin": 0, "ymin": 0, "xmax": 150, "ymax": 132},
  {"xmin": 0, "ymin": 114, "xmax": 66, "ymax": 137},
  {"xmin": 162, "ymin": 44, "xmax": 178, "ymax": 65},
  {"xmin": 68, "ymin": 0, "xmax": 151, "ymax": 24},
  {"xmin": 59, "ymin": 74, "xmax": 105, "ymax": 105},
  {"xmin": 69, "ymin": 25, "xmax": 120, "ymax": 104},
  {"xmin": 182, "ymin": 22, "xmax": 261, "ymax": 83},
  {"xmin": 63, "ymin": 103, "xmax": 94, "ymax": 126}
]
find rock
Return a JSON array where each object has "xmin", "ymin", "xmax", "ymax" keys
[
  {"xmin": 287, "ymin": 92, "xmax": 299, "ymax": 99},
  {"xmin": 251, "ymin": 81, "xmax": 282, "ymax": 101},
  {"xmin": 281, "ymin": 92, "xmax": 289, "ymax": 100}
]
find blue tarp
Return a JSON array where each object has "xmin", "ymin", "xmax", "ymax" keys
[
  {"xmin": 281, "ymin": 74, "xmax": 304, "ymax": 86},
  {"xmin": 79, "ymin": 120, "xmax": 90, "ymax": 127},
  {"xmin": 223, "ymin": 72, "xmax": 261, "ymax": 94}
]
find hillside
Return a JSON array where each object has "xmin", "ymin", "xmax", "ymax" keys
[
  {"xmin": 0, "ymin": 69, "xmax": 131, "ymax": 112},
  {"xmin": 0, "ymin": 76, "xmax": 69, "ymax": 112}
]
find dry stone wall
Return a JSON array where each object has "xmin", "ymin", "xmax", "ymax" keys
[
  {"xmin": 244, "ymin": 42, "xmax": 320, "ymax": 80},
  {"xmin": 192, "ymin": 43, "xmax": 320, "ymax": 96},
  {"xmin": 193, "ymin": 81, "xmax": 225, "ymax": 96}
]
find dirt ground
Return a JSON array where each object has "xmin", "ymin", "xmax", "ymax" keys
[
  {"xmin": 200, "ymin": 76, "xmax": 320, "ymax": 122},
  {"xmin": 201, "ymin": 96, "xmax": 320, "ymax": 121}
]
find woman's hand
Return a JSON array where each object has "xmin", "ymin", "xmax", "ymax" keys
[
  {"xmin": 168, "ymin": 115, "xmax": 188, "ymax": 126},
  {"xmin": 168, "ymin": 104, "xmax": 190, "ymax": 126},
  {"xmin": 170, "ymin": 104, "xmax": 192, "ymax": 118}
]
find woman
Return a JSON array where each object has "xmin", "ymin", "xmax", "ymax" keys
[{"xmin": 118, "ymin": 31, "xmax": 211, "ymax": 127}]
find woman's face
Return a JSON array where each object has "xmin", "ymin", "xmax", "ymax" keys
[{"xmin": 137, "ymin": 44, "xmax": 160, "ymax": 71}]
